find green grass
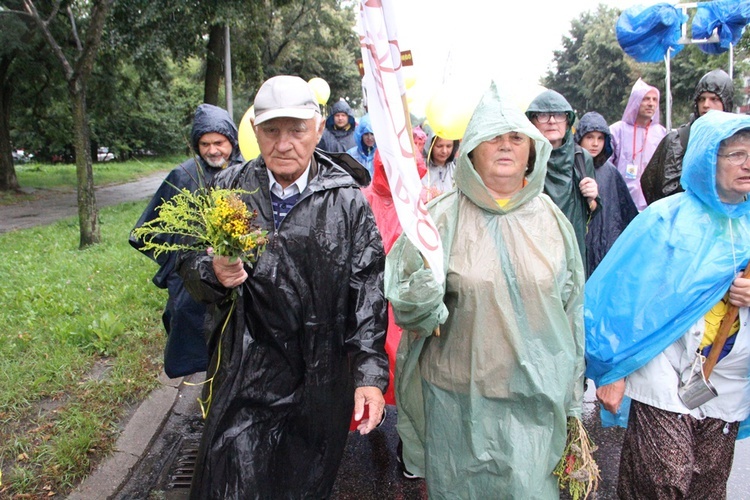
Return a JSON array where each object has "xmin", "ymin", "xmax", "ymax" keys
[{"xmin": 0, "ymin": 200, "xmax": 169, "ymax": 497}]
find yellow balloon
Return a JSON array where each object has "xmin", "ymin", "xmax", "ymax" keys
[
  {"xmin": 425, "ymin": 83, "xmax": 481, "ymax": 141},
  {"xmin": 308, "ymin": 77, "xmax": 331, "ymax": 106},
  {"xmin": 238, "ymin": 105, "xmax": 260, "ymax": 160}
]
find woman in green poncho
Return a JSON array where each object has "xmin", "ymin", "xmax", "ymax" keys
[
  {"xmin": 526, "ymin": 90, "xmax": 600, "ymax": 276},
  {"xmin": 386, "ymin": 82, "xmax": 585, "ymax": 499}
]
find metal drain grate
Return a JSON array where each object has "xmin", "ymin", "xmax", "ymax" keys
[{"xmin": 168, "ymin": 442, "xmax": 200, "ymax": 489}]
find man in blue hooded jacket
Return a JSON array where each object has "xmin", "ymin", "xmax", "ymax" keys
[{"xmin": 130, "ymin": 104, "xmax": 244, "ymax": 378}]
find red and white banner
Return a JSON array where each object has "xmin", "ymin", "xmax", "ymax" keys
[{"xmin": 358, "ymin": 0, "xmax": 444, "ymax": 283}]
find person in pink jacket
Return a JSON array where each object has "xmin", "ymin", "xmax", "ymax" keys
[{"xmin": 609, "ymin": 78, "xmax": 667, "ymax": 211}]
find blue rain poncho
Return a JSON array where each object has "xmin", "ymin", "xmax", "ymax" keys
[
  {"xmin": 346, "ymin": 114, "xmax": 377, "ymax": 176},
  {"xmin": 386, "ymin": 82, "xmax": 585, "ymax": 498},
  {"xmin": 585, "ymin": 111, "xmax": 750, "ymax": 435}
]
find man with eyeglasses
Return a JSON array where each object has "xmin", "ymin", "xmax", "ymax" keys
[
  {"xmin": 526, "ymin": 89, "xmax": 600, "ymax": 276},
  {"xmin": 609, "ymin": 78, "xmax": 668, "ymax": 211},
  {"xmin": 641, "ymin": 69, "xmax": 735, "ymax": 206}
]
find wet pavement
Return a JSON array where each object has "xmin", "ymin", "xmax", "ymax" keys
[
  {"xmin": 112, "ymin": 374, "xmax": 750, "ymax": 499},
  {"xmin": 113, "ymin": 372, "xmax": 428, "ymax": 500}
]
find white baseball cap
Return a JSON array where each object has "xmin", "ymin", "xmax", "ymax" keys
[{"xmin": 253, "ymin": 75, "xmax": 321, "ymax": 125}]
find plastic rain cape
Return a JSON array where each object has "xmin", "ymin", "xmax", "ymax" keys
[
  {"xmin": 585, "ymin": 111, "xmax": 750, "ymax": 438},
  {"xmin": 385, "ymin": 82, "xmax": 586, "ymax": 498}
]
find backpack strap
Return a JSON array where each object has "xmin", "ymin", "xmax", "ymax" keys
[
  {"xmin": 573, "ymin": 144, "xmax": 587, "ymax": 183},
  {"xmin": 678, "ymin": 125, "xmax": 690, "ymax": 151}
]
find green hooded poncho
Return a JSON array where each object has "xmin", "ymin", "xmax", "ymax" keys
[
  {"xmin": 385, "ymin": 82, "xmax": 585, "ymax": 499},
  {"xmin": 526, "ymin": 90, "xmax": 599, "ymax": 275}
]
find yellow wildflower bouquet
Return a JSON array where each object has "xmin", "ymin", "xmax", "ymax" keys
[
  {"xmin": 131, "ymin": 187, "xmax": 268, "ymax": 264},
  {"xmin": 132, "ymin": 186, "xmax": 268, "ymax": 419}
]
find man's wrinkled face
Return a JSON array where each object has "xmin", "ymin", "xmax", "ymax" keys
[
  {"xmin": 333, "ymin": 112, "xmax": 349, "ymax": 128},
  {"xmin": 638, "ymin": 90, "xmax": 658, "ymax": 122},
  {"xmin": 697, "ymin": 92, "xmax": 724, "ymax": 116},
  {"xmin": 198, "ymin": 132, "xmax": 233, "ymax": 168},
  {"xmin": 254, "ymin": 116, "xmax": 324, "ymax": 188}
]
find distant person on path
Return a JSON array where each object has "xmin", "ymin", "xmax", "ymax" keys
[
  {"xmin": 641, "ymin": 69, "xmax": 735, "ymax": 205},
  {"xmin": 609, "ymin": 78, "xmax": 667, "ymax": 211},
  {"xmin": 317, "ymin": 98, "xmax": 357, "ymax": 153},
  {"xmin": 178, "ymin": 75, "xmax": 388, "ymax": 499},
  {"xmin": 587, "ymin": 111, "xmax": 750, "ymax": 499},
  {"xmin": 347, "ymin": 113, "xmax": 377, "ymax": 176},
  {"xmin": 526, "ymin": 89, "xmax": 600, "ymax": 275},
  {"xmin": 130, "ymin": 103, "xmax": 243, "ymax": 378},
  {"xmin": 574, "ymin": 111, "xmax": 637, "ymax": 274}
]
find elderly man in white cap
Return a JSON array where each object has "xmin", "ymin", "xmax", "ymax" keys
[{"xmin": 178, "ymin": 75, "xmax": 388, "ymax": 499}]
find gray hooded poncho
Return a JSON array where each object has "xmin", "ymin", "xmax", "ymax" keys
[{"xmin": 385, "ymin": 82, "xmax": 585, "ymax": 498}]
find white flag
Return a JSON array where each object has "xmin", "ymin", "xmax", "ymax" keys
[{"xmin": 358, "ymin": 0, "xmax": 445, "ymax": 284}]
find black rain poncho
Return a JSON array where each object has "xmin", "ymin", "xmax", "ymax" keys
[
  {"xmin": 641, "ymin": 69, "xmax": 735, "ymax": 205},
  {"xmin": 177, "ymin": 150, "xmax": 388, "ymax": 499},
  {"xmin": 386, "ymin": 82, "xmax": 585, "ymax": 499},
  {"xmin": 526, "ymin": 90, "xmax": 600, "ymax": 275},
  {"xmin": 574, "ymin": 112, "xmax": 638, "ymax": 274},
  {"xmin": 130, "ymin": 104, "xmax": 244, "ymax": 378}
]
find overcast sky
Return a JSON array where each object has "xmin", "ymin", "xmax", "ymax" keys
[{"xmin": 392, "ymin": 0, "xmax": 666, "ymax": 112}]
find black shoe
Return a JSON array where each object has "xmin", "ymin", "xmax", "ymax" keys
[{"xmin": 396, "ymin": 439, "xmax": 419, "ymax": 479}]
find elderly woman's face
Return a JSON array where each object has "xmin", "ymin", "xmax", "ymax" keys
[
  {"xmin": 716, "ymin": 133, "xmax": 750, "ymax": 204},
  {"xmin": 471, "ymin": 132, "xmax": 531, "ymax": 196}
]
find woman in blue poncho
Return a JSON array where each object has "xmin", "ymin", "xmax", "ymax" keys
[{"xmin": 586, "ymin": 111, "xmax": 750, "ymax": 499}]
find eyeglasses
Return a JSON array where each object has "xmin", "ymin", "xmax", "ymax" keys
[
  {"xmin": 718, "ymin": 150, "xmax": 750, "ymax": 166},
  {"xmin": 534, "ymin": 112, "xmax": 567, "ymax": 124}
]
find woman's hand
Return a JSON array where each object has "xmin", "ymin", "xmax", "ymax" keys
[
  {"xmin": 596, "ymin": 378, "xmax": 626, "ymax": 414},
  {"xmin": 579, "ymin": 177, "xmax": 599, "ymax": 202},
  {"xmin": 729, "ymin": 275, "xmax": 750, "ymax": 308}
]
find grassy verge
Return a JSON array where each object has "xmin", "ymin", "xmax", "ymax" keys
[
  {"xmin": 0, "ymin": 200, "xmax": 167, "ymax": 497},
  {"xmin": 0, "ymin": 155, "xmax": 183, "ymax": 205}
]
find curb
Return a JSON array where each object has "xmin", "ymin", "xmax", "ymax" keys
[{"xmin": 67, "ymin": 372, "xmax": 183, "ymax": 500}]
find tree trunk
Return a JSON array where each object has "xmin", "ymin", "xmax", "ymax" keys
[
  {"xmin": 204, "ymin": 23, "xmax": 225, "ymax": 105},
  {"xmin": 69, "ymin": 79, "xmax": 100, "ymax": 247},
  {"xmin": 0, "ymin": 55, "xmax": 20, "ymax": 192}
]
